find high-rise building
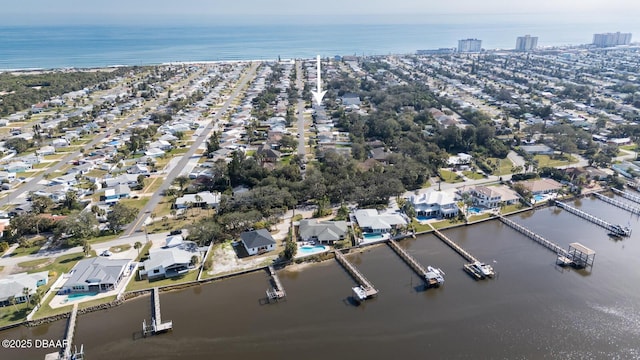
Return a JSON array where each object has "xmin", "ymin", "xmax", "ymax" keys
[
  {"xmin": 458, "ymin": 39, "xmax": 482, "ymax": 53},
  {"xmin": 516, "ymin": 35, "xmax": 538, "ymax": 51},
  {"xmin": 592, "ymin": 32, "xmax": 632, "ymax": 47}
]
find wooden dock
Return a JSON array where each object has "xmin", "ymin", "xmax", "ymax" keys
[
  {"xmin": 594, "ymin": 192, "xmax": 640, "ymax": 215},
  {"xmin": 498, "ymin": 215, "xmax": 568, "ymax": 256},
  {"xmin": 334, "ymin": 250, "xmax": 378, "ymax": 299},
  {"xmin": 387, "ymin": 239, "xmax": 428, "ymax": 278},
  {"xmin": 612, "ymin": 188, "xmax": 640, "ymax": 205},
  {"xmin": 46, "ymin": 304, "xmax": 84, "ymax": 360},
  {"xmin": 555, "ymin": 200, "xmax": 631, "ymax": 236},
  {"xmin": 143, "ymin": 288, "xmax": 173, "ymax": 336},
  {"xmin": 433, "ymin": 230, "xmax": 478, "ymax": 263},
  {"xmin": 266, "ymin": 266, "xmax": 286, "ymax": 301}
]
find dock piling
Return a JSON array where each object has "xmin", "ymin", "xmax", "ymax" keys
[{"xmin": 334, "ymin": 250, "xmax": 378, "ymax": 300}]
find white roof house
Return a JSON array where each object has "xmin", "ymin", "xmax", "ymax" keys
[
  {"xmin": 0, "ymin": 271, "xmax": 49, "ymax": 306},
  {"xmin": 140, "ymin": 247, "xmax": 196, "ymax": 280},
  {"xmin": 174, "ymin": 191, "xmax": 221, "ymax": 209},
  {"xmin": 60, "ymin": 258, "xmax": 131, "ymax": 293},
  {"xmin": 354, "ymin": 209, "xmax": 407, "ymax": 233},
  {"xmin": 410, "ymin": 190, "xmax": 459, "ymax": 218}
]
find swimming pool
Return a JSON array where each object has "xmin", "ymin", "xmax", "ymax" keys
[
  {"xmin": 299, "ymin": 245, "xmax": 328, "ymax": 254},
  {"xmin": 468, "ymin": 207, "xmax": 483, "ymax": 214},
  {"xmin": 63, "ymin": 292, "xmax": 98, "ymax": 303},
  {"xmin": 363, "ymin": 233, "xmax": 385, "ymax": 240},
  {"xmin": 417, "ymin": 215, "xmax": 437, "ymax": 221},
  {"xmin": 533, "ymin": 194, "xmax": 546, "ymax": 202}
]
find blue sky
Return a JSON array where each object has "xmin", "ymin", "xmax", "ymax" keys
[{"xmin": 3, "ymin": 0, "xmax": 639, "ymax": 25}]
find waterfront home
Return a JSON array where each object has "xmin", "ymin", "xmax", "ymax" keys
[
  {"xmin": 298, "ymin": 219, "xmax": 349, "ymax": 245},
  {"xmin": 353, "ymin": 209, "xmax": 407, "ymax": 234},
  {"xmin": 410, "ymin": 190, "xmax": 459, "ymax": 218},
  {"xmin": 0, "ymin": 271, "xmax": 48, "ymax": 307},
  {"xmin": 518, "ymin": 178, "xmax": 562, "ymax": 195},
  {"xmin": 139, "ymin": 247, "xmax": 196, "ymax": 280},
  {"xmin": 240, "ymin": 229, "xmax": 276, "ymax": 256},
  {"xmin": 466, "ymin": 186, "xmax": 502, "ymax": 208},
  {"xmin": 174, "ymin": 191, "xmax": 221, "ymax": 209},
  {"xmin": 60, "ymin": 258, "xmax": 131, "ymax": 294}
]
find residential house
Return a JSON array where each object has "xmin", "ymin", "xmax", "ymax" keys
[
  {"xmin": 256, "ymin": 144, "xmax": 281, "ymax": 163},
  {"xmin": 341, "ymin": 93, "xmax": 362, "ymax": 106},
  {"xmin": 60, "ymin": 258, "xmax": 132, "ymax": 294},
  {"xmin": 34, "ymin": 184, "xmax": 69, "ymax": 202},
  {"xmin": 467, "ymin": 186, "xmax": 502, "ymax": 208},
  {"xmin": 519, "ymin": 178, "xmax": 562, "ymax": 195},
  {"xmin": 0, "ymin": 271, "xmax": 48, "ymax": 307},
  {"xmin": 353, "ymin": 209, "xmax": 407, "ymax": 234},
  {"xmin": 520, "ymin": 144, "xmax": 554, "ymax": 155},
  {"xmin": 139, "ymin": 247, "xmax": 196, "ymax": 280},
  {"xmin": 174, "ymin": 191, "xmax": 221, "ymax": 209},
  {"xmin": 127, "ymin": 164, "xmax": 150, "ymax": 175},
  {"xmin": 488, "ymin": 185, "xmax": 520, "ymax": 205},
  {"xmin": 298, "ymin": 219, "xmax": 349, "ymax": 244},
  {"xmin": 52, "ymin": 138, "xmax": 70, "ymax": 148},
  {"xmin": 0, "ymin": 171, "xmax": 16, "ymax": 183},
  {"xmin": 103, "ymin": 184, "xmax": 131, "ymax": 204},
  {"xmin": 5, "ymin": 161, "xmax": 31, "ymax": 173},
  {"xmin": 240, "ymin": 229, "xmax": 276, "ymax": 256},
  {"xmin": 36, "ymin": 145, "xmax": 56, "ymax": 156},
  {"xmin": 148, "ymin": 140, "xmax": 173, "ymax": 151},
  {"xmin": 144, "ymin": 147, "xmax": 165, "ymax": 158},
  {"xmin": 410, "ymin": 190, "xmax": 459, "ymax": 218},
  {"xmin": 104, "ymin": 174, "xmax": 139, "ymax": 188}
]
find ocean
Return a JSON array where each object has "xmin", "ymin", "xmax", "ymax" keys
[{"xmin": 1, "ymin": 19, "xmax": 640, "ymax": 70}]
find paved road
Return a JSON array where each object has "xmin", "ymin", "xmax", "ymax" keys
[
  {"xmin": 295, "ymin": 60, "xmax": 306, "ymax": 157},
  {"xmin": 124, "ymin": 62, "xmax": 260, "ymax": 235}
]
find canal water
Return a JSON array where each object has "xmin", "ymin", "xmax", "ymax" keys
[{"xmin": 3, "ymin": 196, "xmax": 640, "ymax": 359}]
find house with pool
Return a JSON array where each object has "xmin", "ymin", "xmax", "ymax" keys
[
  {"xmin": 463, "ymin": 185, "xmax": 519, "ymax": 209},
  {"xmin": 298, "ymin": 219, "xmax": 349, "ymax": 245},
  {"xmin": 410, "ymin": 190, "xmax": 459, "ymax": 219},
  {"xmin": 60, "ymin": 258, "xmax": 132, "ymax": 294},
  {"xmin": 353, "ymin": 209, "xmax": 407, "ymax": 237}
]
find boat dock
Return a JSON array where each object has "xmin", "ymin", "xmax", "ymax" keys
[
  {"xmin": 45, "ymin": 304, "xmax": 84, "ymax": 360},
  {"xmin": 554, "ymin": 200, "xmax": 631, "ymax": 236},
  {"xmin": 593, "ymin": 192, "xmax": 640, "ymax": 215},
  {"xmin": 143, "ymin": 288, "xmax": 173, "ymax": 336},
  {"xmin": 433, "ymin": 230, "xmax": 478, "ymax": 263},
  {"xmin": 266, "ymin": 265, "xmax": 286, "ymax": 302},
  {"xmin": 498, "ymin": 215, "xmax": 568, "ymax": 256},
  {"xmin": 612, "ymin": 188, "xmax": 640, "ymax": 204},
  {"xmin": 334, "ymin": 250, "xmax": 378, "ymax": 300},
  {"xmin": 387, "ymin": 239, "xmax": 441, "ymax": 287}
]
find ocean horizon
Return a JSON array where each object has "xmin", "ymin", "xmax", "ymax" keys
[{"xmin": 1, "ymin": 20, "xmax": 639, "ymax": 70}]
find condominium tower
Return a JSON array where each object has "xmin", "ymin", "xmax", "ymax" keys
[
  {"xmin": 458, "ymin": 39, "xmax": 482, "ymax": 53},
  {"xmin": 592, "ymin": 32, "xmax": 632, "ymax": 47},
  {"xmin": 516, "ymin": 35, "xmax": 538, "ymax": 51}
]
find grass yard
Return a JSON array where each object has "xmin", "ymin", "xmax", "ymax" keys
[
  {"xmin": 534, "ymin": 154, "xmax": 577, "ymax": 168},
  {"xmin": 468, "ymin": 213, "xmax": 492, "ymax": 222},
  {"xmin": 462, "ymin": 171, "xmax": 485, "ymax": 180},
  {"xmin": 109, "ymin": 244, "xmax": 132, "ymax": 253},
  {"xmin": 486, "ymin": 157, "xmax": 514, "ymax": 176},
  {"xmin": 126, "ymin": 269, "xmax": 199, "ymax": 292},
  {"xmin": 119, "ymin": 197, "xmax": 150, "ymax": 211},
  {"xmin": 620, "ymin": 144, "xmax": 637, "ymax": 151},
  {"xmin": 500, "ymin": 203, "xmax": 527, "ymax": 214},
  {"xmin": 439, "ymin": 169, "xmax": 464, "ymax": 183},
  {"xmin": 431, "ymin": 218, "xmax": 465, "ymax": 229}
]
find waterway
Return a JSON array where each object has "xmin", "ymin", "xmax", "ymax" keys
[{"xmin": 3, "ymin": 196, "xmax": 640, "ymax": 359}]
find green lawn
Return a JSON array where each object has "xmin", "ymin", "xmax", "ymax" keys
[
  {"xmin": 500, "ymin": 203, "xmax": 527, "ymax": 214},
  {"xmin": 620, "ymin": 144, "xmax": 637, "ymax": 151},
  {"xmin": 439, "ymin": 169, "xmax": 464, "ymax": 183},
  {"xmin": 126, "ymin": 270, "xmax": 199, "ymax": 292},
  {"xmin": 17, "ymin": 258, "xmax": 50, "ymax": 269},
  {"xmin": 486, "ymin": 157, "xmax": 514, "ymax": 176},
  {"xmin": 534, "ymin": 154, "xmax": 577, "ymax": 168},
  {"xmin": 109, "ymin": 244, "xmax": 132, "ymax": 253},
  {"xmin": 32, "ymin": 294, "xmax": 118, "ymax": 321},
  {"xmin": 462, "ymin": 171, "xmax": 485, "ymax": 180},
  {"xmin": 119, "ymin": 197, "xmax": 150, "ymax": 211},
  {"xmin": 468, "ymin": 213, "xmax": 492, "ymax": 222},
  {"xmin": 410, "ymin": 219, "xmax": 434, "ymax": 233},
  {"xmin": 431, "ymin": 218, "xmax": 465, "ymax": 229},
  {"xmin": 0, "ymin": 302, "xmax": 32, "ymax": 327},
  {"xmin": 9, "ymin": 243, "xmax": 44, "ymax": 257}
]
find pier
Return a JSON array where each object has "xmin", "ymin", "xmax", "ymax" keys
[
  {"xmin": 387, "ymin": 239, "xmax": 443, "ymax": 287},
  {"xmin": 554, "ymin": 200, "xmax": 631, "ymax": 236},
  {"xmin": 266, "ymin": 265, "xmax": 286, "ymax": 302},
  {"xmin": 612, "ymin": 188, "xmax": 640, "ymax": 205},
  {"xmin": 498, "ymin": 215, "xmax": 568, "ymax": 256},
  {"xmin": 334, "ymin": 250, "xmax": 378, "ymax": 301},
  {"xmin": 593, "ymin": 192, "xmax": 640, "ymax": 215},
  {"xmin": 45, "ymin": 303, "xmax": 84, "ymax": 360},
  {"xmin": 432, "ymin": 230, "xmax": 478, "ymax": 263},
  {"xmin": 143, "ymin": 288, "xmax": 173, "ymax": 336},
  {"xmin": 433, "ymin": 230, "xmax": 494, "ymax": 279}
]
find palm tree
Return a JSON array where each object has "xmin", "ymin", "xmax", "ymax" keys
[
  {"xmin": 8, "ymin": 296, "xmax": 17, "ymax": 310},
  {"xmin": 22, "ymin": 287, "xmax": 31, "ymax": 307},
  {"xmin": 194, "ymin": 194, "xmax": 203, "ymax": 214},
  {"xmin": 82, "ymin": 240, "xmax": 92, "ymax": 257},
  {"xmin": 134, "ymin": 241, "xmax": 142, "ymax": 256}
]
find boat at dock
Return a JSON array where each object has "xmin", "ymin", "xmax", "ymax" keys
[
  {"xmin": 425, "ymin": 266, "xmax": 445, "ymax": 287},
  {"xmin": 352, "ymin": 286, "xmax": 368, "ymax": 302},
  {"xmin": 464, "ymin": 261, "xmax": 495, "ymax": 280}
]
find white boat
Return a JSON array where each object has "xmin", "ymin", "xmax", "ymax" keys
[
  {"xmin": 473, "ymin": 261, "xmax": 494, "ymax": 278},
  {"xmin": 425, "ymin": 266, "xmax": 445, "ymax": 286},
  {"xmin": 352, "ymin": 286, "xmax": 367, "ymax": 301}
]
